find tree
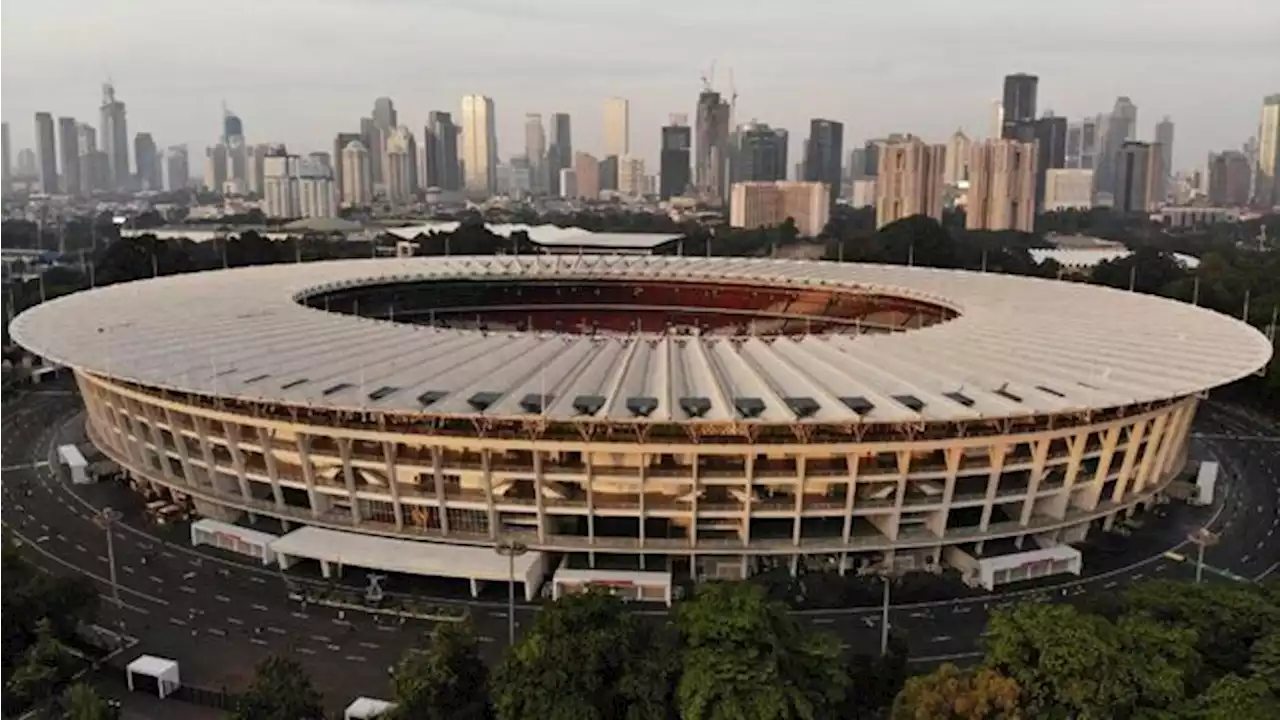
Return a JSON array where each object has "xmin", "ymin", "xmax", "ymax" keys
[
  {"xmin": 59, "ymin": 682, "xmax": 115, "ymax": 720},
  {"xmin": 1178, "ymin": 674, "xmax": 1278, "ymax": 720},
  {"xmin": 676, "ymin": 582, "xmax": 847, "ymax": 720},
  {"xmin": 5, "ymin": 620, "xmax": 79, "ymax": 709},
  {"xmin": 491, "ymin": 592, "xmax": 678, "ymax": 720},
  {"xmin": 891, "ymin": 663, "xmax": 1023, "ymax": 720},
  {"xmin": 841, "ymin": 633, "xmax": 910, "ymax": 719},
  {"xmin": 232, "ymin": 655, "xmax": 325, "ymax": 720},
  {"xmin": 386, "ymin": 623, "xmax": 490, "ymax": 720},
  {"xmin": 1248, "ymin": 632, "xmax": 1280, "ymax": 695}
]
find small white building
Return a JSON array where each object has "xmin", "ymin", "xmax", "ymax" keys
[
  {"xmin": 57, "ymin": 444, "xmax": 89, "ymax": 485},
  {"xmin": 126, "ymin": 655, "xmax": 181, "ymax": 698}
]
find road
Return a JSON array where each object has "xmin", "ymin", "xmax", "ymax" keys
[{"xmin": 3, "ymin": 384, "xmax": 1278, "ymax": 712}]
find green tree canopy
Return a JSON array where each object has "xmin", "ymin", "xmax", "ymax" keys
[
  {"xmin": 1176, "ymin": 674, "xmax": 1279, "ymax": 720},
  {"xmin": 891, "ymin": 663, "xmax": 1023, "ymax": 720},
  {"xmin": 386, "ymin": 623, "xmax": 490, "ymax": 720},
  {"xmin": 232, "ymin": 655, "xmax": 325, "ymax": 720},
  {"xmin": 59, "ymin": 682, "xmax": 116, "ymax": 720}
]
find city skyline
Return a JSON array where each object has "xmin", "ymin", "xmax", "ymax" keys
[{"xmin": 2, "ymin": 0, "xmax": 1277, "ymax": 172}]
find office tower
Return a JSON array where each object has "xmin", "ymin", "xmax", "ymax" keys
[
  {"xmin": 603, "ymin": 97, "xmax": 630, "ymax": 158},
  {"xmin": 460, "ymin": 94, "xmax": 497, "ymax": 195},
  {"xmin": 796, "ymin": 139, "xmax": 807, "ymax": 183},
  {"xmin": 17, "ymin": 149, "xmax": 37, "ymax": 177},
  {"xmin": 849, "ymin": 179, "xmax": 877, "ymax": 208},
  {"xmin": 164, "ymin": 145, "xmax": 189, "ymax": 191},
  {"xmin": 1066, "ymin": 117, "xmax": 1101, "ymax": 170},
  {"xmin": 134, "ymin": 133, "xmax": 159, "ymax": 191},
  {"xmin": 873, "ymin": 135, "xmax": 946, "ymax": 228},
  {"xmin": 618, "ymin": 156, "xmax": 646, "ymax": 197},
  {"xmin": 100, "ymin": 83, "xmax": 129, "ymax": 190},
  {"xmin": 862, "ymin": 139, "xmax": 884, "ymax": 177},
  {"xmin": 1, "ymin": 122, "xmax": 10, "ymax": 195},
  {"xmin": 695, "ymin": 90, "xmax": 731, "ymax": 202},
  {"xmin": 34, "ymin": 112, "xmax": 58, "ymax": 194},
  {"xmin": 729, "ymin": 181, "xmax": 831, "ymax": 237},
  {"xmin": 1114, "ymin": 141, "xmax": 1161, "ymax": 214},
  {"xmin": 359, "ymin": 117, "xmax": 380, "ymax": 191},
  {"xmin": 225, "ymin": 136, "xmax": 248, "ymax": 192},
  {"xmin": 262, "ymin": 148, "xmax": 299, "ymax": 218},
  {"xmin": 204, "ymin": 144, "xmax": 227, "ymax": 191},
  {"xmin": 660, "ymin": 118, "xmax": 692, "ymax": 200},
  {"xmin": 731, "ymin": 121, "xmax": 788, "ymax": 183},
  {"xmin": 1043, "ymin": 169, "xmax": 1094, "ymax": 211},
  {"xmin": 76, "ymin": 124, "xmax": 101, "ymax": 195},
  {"xmin": 943, "ymin": 129, "xmax": 971, "ymax": 184},
  {"xmin": 1032, "ymin": 114, "xmax": 1067, "ymax": 210},
  {"xmin": 507, "ymin": 156, "xmax": 533, "ymax": 196},
  {"xmin": 524, "ymin": 114, "xmax": 546, "ymax": 193},
  {"xmin": 332, "ymin": 132, "xmax": 361, "ymax": 200},
  {"xmin": 573, "ymin": 152, "xmax": 600, "ymax": 199},
  {"xmin": 559, "ymin": 168, "xmax": 578, "ymax": 199},
  {"xmin": 298, "ymin": 157, "xmax": 336, "ymax": 219},
  {"xmin": 424, "ymin": 112, "xmax": 460, "ymax": 191},
  {"xmin": 223, "ymin": 109, "xmax": 243, "ymax": 143},
  {"xmin": 967, "ymin": 138, "xmax": 1037, "ymax": 231},
  {"xmin": 245, "ymin": 144, "xmax": 270, "ymax": 196},
  {"xmin": 57, "ymin": 117, "xmax": 80, "ymax": 195},
  {"xmin": 1154, "ymin": 117, "xmax": 1174, "ymax": 201},
  {"xmin": 1000, "ymin": 74, "xmax": 1038, "ymax": 139},
  {"xmin": 847, "ymin": 147, "xmax": 869, "ymax": 182},
  {"xmin": 1096, "ymin": 97, "xmax": 1138, "ymax": 197},
  {"xmin": 341, "ymin": 140, "xmax": 372, "ymax": 206},
  {"xmin": 384, "ymin": 126, "xmax": 414, "ymax": 204},
  {"xmin": 369, "ymin": 97, "xmax": 397, "ymax": 186},
  {"xmin": 1207, "ymin": 151, "xmax": 1252, "ymax": 206},
  {"xmin": 804, "ymin": 119, "xmax": 844, "ymax": 206},
  {"xmin": 547, "ymin": 113, "xmax": 572, "ymax": 196},
  {"xmin": 373, "ymin": 97, "xmax": 397, "ymax": 131},
  {"xmin": 1256, "ymin": 94, "xmax": 1280, "ymax": 207},
  {"xmin": 599, "ymin": 155, "xmax": 619, "ymax": 192}
]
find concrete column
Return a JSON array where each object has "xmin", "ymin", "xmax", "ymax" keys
[
  {"xmin": 431, "ymin": 446, "xmax": 450, "ymax": 535},
  {"xmin": 1081, "ymin": 425, "xmax": 1123, "ymax": 513},
  {"xmin": 255, "ymin": 427, "xmax": 288, "ymax": 515},
  {"xmin": 337, "ymin": 437, "xmax": 362, "ymax": 524},
  {"xmin": 534, "ymin": 451, "xmax": 546, "ymax": 543},
  {"xmin": 381, "ymin": 441, "xmax": 405, "ymax": 531},
  {"xmin": 221, "ymin": 421, "xmax": 256, "ymax": 513},
  {"xmin": 138, "ymin": 403, "xmax": 176, "ymax": 483},
  {"xmin": 977, "ymin": 443, "xmax": 1010, "ymax": 533},
  {"xmin": 295, "ymin": 434, "xmax": 321, "ymax": 517},
  {"xmin": 163, "ymin": 407, "xmax": 198, "ymax": 489},
  {"xmin": 482, "ymin": 449, "xmax": 496, "ymax": 538},
  {"xmin": 791, "ymin": 455, "xmax": 807, "ymax": 546},
  {"xmin": 1017, "ymin": 438, "xmax": 1053, "ymax": 527}
]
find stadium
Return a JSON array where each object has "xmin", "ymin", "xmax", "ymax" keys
[{"xmin": 10, "ymin": 255, "xmax": 1273, "ymax": 594}]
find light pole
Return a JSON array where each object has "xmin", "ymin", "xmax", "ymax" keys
[
  {"xmin": 1188, "ymin": 528, "xmax": 1219, "ymax": 585},
  {"xmin": 495, "ymin": 539, "xmax": 529, "ymax": 647},
  {"xmin": 94, "ymin": 507, "xmax": 125, "ymax": 632},
  {"xmin": 880, "ymin": 572, "xmax": 893, "ymax": 655}
]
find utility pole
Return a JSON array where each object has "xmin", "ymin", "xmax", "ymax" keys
[
  {"xmin": 1188, "ymin": 528, "xmax": 1218, "ymax": 585},
  {"xmin": 495, "ymin": 539, "xmax": 530, "ymax": 647},
  {"xmin": 95, "ymin": 507, "xmax": 125, "ymax": 632}
]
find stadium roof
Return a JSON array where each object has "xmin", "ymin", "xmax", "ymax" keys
[{"xmin": 11, "ymin": 256, "xmax": 1272, "ymax": 425}]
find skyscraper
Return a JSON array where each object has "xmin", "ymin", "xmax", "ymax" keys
[
  {"xmin": 603, "ymin": 97, "xmax": 630, "ymax": 158},
  {"xmin": 598, "ymin": 155, "xmax": 619, "ymax": 192},
  {"xmin": 341, "ymin": 140, "xmax": 372, "ymax": 206},
  {"xmin": 223, "ymin": 110, "xmax": 243, "ymax": 144},
  {"xmin": 423, "ymin": 112, "xmax": 460, "ymax": 192},
  {"xmin": 34, "ymin": 112, "xmax": 58, "ymax": 194},
  {"xmin": 204, "ymin": 144, "xmax": 227, "ymax": 192},
  {"xmin": 943, "ymin": 130, "xmax": 971, "ymax": 184},
  {"xmin": 873, "ymin": 135, "xmax": 946, "ymax": 229},
  {"xmin": 297, "ymin": 157, "xmax": 336, "ymax": 219},
  {"xmin": 370, "ymin": 97, "xmax": 397, "ymax": 189},
  {"xmin": 57, "ymin": 117, "xmax": 80, "ymax": 195},
  {"xmin": 967, "ymin": 139, "xmax": 1037, "ymax": 231},
  {"xmin": 729, "ymin": 181, "xmax": 831, "ymax": 237},
  {"xmin": 573, "ymin": 152, "xmax": 600, "ymax": 199},
  {"xmin": 547, "ymin": 113, "xmax": 572, "ymax": 197},
  {"xmin": 695, "ymin": 90, "xmax": 731, "ymax": 203},
  {"xmin": 1154, "ymin": 117, "xmax": 1175, "ymax": 202},
  {"xmin": 332, "ymin": 132, "xmax": 361, "ymax": 200},
  {"xmin": 1114, "ymin": 141, "xmax": 1160, "ymax": 214},
  {"xmin": 618, "ymin": 156, "xmax": 646, "ymax": 197},
  {"xmin": 660, "ymin": 118, "xmax": 692, "ymax": 200},
  {"xmin": 460, "ymin": 95, "xmax": 497, "ymax": 195},
  {"xmin": 247, "ymin": 144, "xmax": 270, "ymax": 196},
  {"xmin": 732, "ymin": 122, "xmax": 788, "ymax": 183},
  {"xmin": 1255, "ymin": 94, "xmax": 1280, "ymax": 208},
  {"xmin": 134, "ymin": 133, "xmax": 159, "ymax": 191},
  {"xmin": 384, "ymin": 126, "xmax": 414, "ymax": 205},
  {"xmin": 164, "ymin": 145, "xmax": 189, "ymax": 192},
  {"xmin": 100, "ymin": 83, "xmax": 129, "ymax": 190},
  {"xmin": 373, "ymin": 97, "xmax": 397, "ymax": 131},
  {"xmin": 524, "ymin": 114, "xmax": 546, "ymax": 193},
  {"xmin": 1066, "ymin": 117, "xmax": 1100, "ymax": 170},
  {"xmin": 262, "ymin": 147, "xmax": 299, "ymax": 218},
  {"xmin": 1000, "ymin": 74, "xmax": 1038, "ymax": 139},
  {"xmin": 804, "ymin": 119, "xmax": 844, "ymax": 206},
  {"xmin": 1207, "ymin": 151, "xmax": 1252, "ymax": 207},
  {"xmin": 1033, "ymin": 114, "xmax": 1067, "ymax": 210},
  {"xmin": 77, "ymin": 123, "xmax": 102, "ymax": 196}
]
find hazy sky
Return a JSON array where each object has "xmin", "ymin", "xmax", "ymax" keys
[{"xmin": 3, "ymin": 0, "xmax": 1277, "ymax": 171}]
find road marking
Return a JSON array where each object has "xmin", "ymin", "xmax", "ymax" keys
[
  {"xmin": 96, "ymin": 555, "xmax": 108, "ymax": 564},
  {"xmin": 215, "ymin": 595, "xmax": 231, "ymax": 603},
  {"xmin": 1104, "ymin": 581, "xmax": 1118, "ymax": 589},
  {"xmin": 358, "ymin": 641, "xmax": 379, "ymax": 649},
  {"xmin": 249, "ymin": 576, "xmax": 265, "ymax": 584},
  {"xmin": 909, "ymin": 612, "xmax": 930, "ymax": 618},
  {"xmin": 292, "ymin": 612, "xmax": 310, "ymax": 620},
  {"xmin": 0, "ymin": 462, "xmax": 50, "ymax": 471},
  {"xmin": 207, "ymin": 628, "xmax": 226, "ymax": 637},
  {"xmin": 182, "ymin": 571, "xmax": 196, "ymax": 580},
  {"xmin": 327, "ymin": 644, "xmax": 341, "ymax": 651},
  {"xmin": 227, "ymin": 617, "xmax": 245, "ymax": 625},
  {"xmin": 180, "ymin": 586, "xmax": 197, "ymax": 594},
  {"xmin": 376, "ymin": 625, "xmax": 396, "ymax": 632},
  {"xmin": 477, "ymin": 636, "xmax": 497, "ymax": 643},
  {"xmin": 251, "ymin": 603, "xmax": 270, "ymax": 612},
  {"xmin": 1132, "ymin": 573, "xmax": 1144, "ymax": 581},
  {"xmin": 250, "ymin": 638, "xmax": 269, "ymax": 646},
  {"xmin": 55, "ymin": 533, "xmax": 66, "ymax": 541},
  {"xmin": 161, "ymin": 551, "xmax": 176, "ymax": 559},
  {"xmin": 74, "ymin": 543, "xmax": 88, "ymax": 553},
  {"xmin": 1258, "ymin": 540, "xmax": 1266, "ymax": 550},
  {"xmin": 3, "ymin": 526, "xmax": 169, "ymax": 605},
  {"xmin": 148, "ymin": 575, "xmax": 164, "ymax": 584},
  {"xmin": 344, "ymin": 655, "xmax": 367, "ymax": 662},
  {"xmin": 931, "ymin": 635, "xmax": 953, "ymax": 643},
  {"xmin": 490, "ymin": 611, "xmax": 508, "ymax": 618},
  {"xmin": 121, "ymin": 565, "xmax": 135, "ymax": 574},
  {"xmin": 168, "ymin": 617, "xmax": 188, "ymax": 627},
  {"xmin": 297, "ymin": 647, "xmax": 316, "ymax": 655},
  {"xmin": 1243, "ymin": 554, "xmax": 1252, "ymax": 563},
  {"xmin": 333, "ymin": 619, "xmax": 352, "ymax": 626},
  {"xmin": 812, "ymin": 618, "xmax": 835, "ymax": 625},
  {"xmin": 953, "ymin": 606, "xmax": 972, "ymax": 614},
  {"xmin": 311, "ymin": 635, "xmax": 332, "ymax": 643},
  {"xmin": 267, "ymin": 627, "xmax": 287, "ymax": 635}
]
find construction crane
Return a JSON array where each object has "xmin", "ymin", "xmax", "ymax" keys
[{"xmin": 700, "ymin": 61, "xmax": 716, "ymax": 93}]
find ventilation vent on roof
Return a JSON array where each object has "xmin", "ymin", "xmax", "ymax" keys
[
  {"xmin": 944, "ymin": 391, "xmax": 975, "ymax": 407},
  {"xmin": 1036, "ymin": 385, "xmax": 1065, "ymax": 398},
  {"xmin": 368, "ymin": 386, "xmax": 399, "ymax": 401},
  {"xmin": 893, "ymin": 394, "xmax": 925, "ymax": 412},
  {"xmin": 572, "ymin": 395, "xmax": 606, "ymax": 416},
  {"xmin": 626, "ymin": 396, "xmax": 659, "ymax": 417},
  {"xmin": 468, "ymin": 391, "xmax": 503, "ymax": 411},
  {"xmin": 520, "ymin": 393, "xmax": 553, "ymax": 413},
  {"xmin": 322, "ymin": 382, "xmax": 353, "ymax": 396},
  {"xmin": 993, "ymin": 385, "xmax": 1023, "ymax": 403},
  {"xmin": 839, "ymin": 396, "xmax": 875, "ymax": 415},
  {"xmin": 679, "ymin": 396, "xmax": 712, "ymax": 418},
  {"xmin": 784, "ymin": 396, "xmax": 820, "ymax": 418},
  {"xmin": 243, "ymin": 373, "xmax": 271, "ymax": 385},
  {"xmin": 417, "ymin": 390, "xmax": 447, "ymax": 407},
  {"xmin": 215, "ymin": 366, "xmax": 239, "ymax": 377},
  {"xmin": 281, "ymin": 378, "xmax": 309, "ymax": 390},
  {"xmin": 734, "ymin": 397, "xmax": 766, "ymax": 419}
]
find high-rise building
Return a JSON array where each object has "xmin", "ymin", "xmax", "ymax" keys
[
  {"xmin": 341, "ymin": 140, "xmax": 372, "ymax": 206},
  {"xmin": 1000, "ymin": 74, "xmax": 1038, "ymax": 139},
  {"xmin": 968, "ymin": 138, "xmax": 1037, "ymax": 231},
  {"xmin": 547, "ymin": 113, "xmax": 572, "ymax": 197},
  {"xmin": 943, "ymin": 130, "xmax": 971, "ymax": 184},
  {"xmin": 695, "ymin": 90, "xmax": 731, "ymax": 203},
  {"xmin": 1032, "ymin": 114, "xmax": 1067, "ymax": 210},
  {"xmin": 1207, "ymin": 151, "xmax": 1252, "ymax": 207},
  {"xmin": 618, "ymin": 156, "xmax": 646, "ymax": 197},
  {"xmin": 384, "ymin": 126, "xmax": 414, "ymax": 205},
  {"xmin": 223, "ymin": 110, "xmax": 243, "ymax": 144},
  {"xmin": 246, "ymin": 144, "xmax": 270, "ymax": 196},
  {"xmin": 990, "ymin": 101, "xmax": 1004, "ymax": 139},
  {"xmin": 1, "ymin": 122, "xmax": 10, "ymax": 195},
  {"xmin": 559, "ymin": 168, "xmax": 578, "ymax": 199},
  {"xmin": 573, "ymin": 152, "xmax": 600, "ymax": 199},
  {"xmin": 263, "ymin": 148, "xmax": 299, "ymax": 218},
  {"xmin": 163, "ymin": 145, "xmax": 189, "ymax": 191},
  {"xmin": 16, "ymin": 149, "xmax": 37, "ymax": 178},
  {"xmin": 34, "ymin": 112, "xmax": 58, "ymax": 194},
  {"xmin": 225, "ymin": 136, "xmax": 248, "ymax": 192},
  {"xmin": 873, "ymin": 135, "xmax": 946, "ymax": 229},
  {"xmin": 603, "ymin": 97, "xmax": 630, "ymax": 158},
  {"xmin": 1096, "ymin": 97, "xmax": 1138, "ymax": 198},
  {"xmin": 1154, "ymin": 117, "xmax": 1175, "ymax": 202},
  {"xmin": 803, "ymin": 119, "xmax": 844, "ymax": 206},
  {"xmin": 423, "ymin": 112, "xmax": 460, "ymax": 191},
  {"xmin": 332, "ymin": 132, "xmax": 361, "ymax": 200},
  {"xmin": 599, "ymin": 155, "xmax": 619, "ymax": 192},
  {"xmin": 57, "ymin": 117, "xmax": 80, "ymax": 195},
  {"xmin": 847, "ymin": 147, "xmax": 870, "ymax": 183},
  {"xmin": 524, "ymin": 114, "xmax": 546, "ymax": 193},
  {"xmin": 1114, "ymin": 141, "xmax": 1161, "ymax": 214},
  {"xmin": 460, "ymin": 94, "xmax": 497, "ymax": 195},
  {"xmin": 373, "ymin": 97, "xmax": 397, "ymax": 132},
  {"xmin": 204, "ymin": 144, "xmax": 227, "ymax": 191},
  {"xmin": 729, "ymin": 181, "xmax": 831, "ymax": 237},
  {"xmin": 369, "ymin": 97, "xmax": 397, "ymax": 189},
  {"xmin": 134, "ymin": 133, "xmax": 159, "ymax": 191},
  {"xmin": 297, "ymin": 157, "xmax": 336, "ymax": 219},
  {"xmin": 76, "ymin": 123, "xmax": 102, "ymax": 195},
  {"xmin": 1043, "ymin": 169, "xmax": 1094, "ymax": 212},
  {"xmin": 660, "ymin": 118, "xmax": 692, "ymax": 200},
  {"xmin": 1255, "ymin": 94, "xmax": 1280, "ymax": 208},
  {"xmin": 1066, "ymin": 117, "xmax": 1101, "ymax": 170},
  {"xmin": 732, "ymin": 121, "xmax": 788, "ymax": 183},
  {"xmin": 100, "ymin": 83, "xmax": 129, "ymax": 190},
  {"xmin": 861, "ymin": 139, "xmax": 888, "ymax": 177}
]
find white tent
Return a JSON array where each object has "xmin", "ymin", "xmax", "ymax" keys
[
  {"xmin": 126, "ymin": 655, "xmax": 180, "ymax": 698},
  {"xmin": 345, "ymin": 697, "xmax": 396, "ymax": 719}
]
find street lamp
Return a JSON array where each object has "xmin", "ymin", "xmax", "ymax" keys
[
  {"xmin": 494, "ymin": 539, "xmax": 529, "ymax": 647},
  {"xmin": 1188, "ymin": 528, "xmax": 1219, "ymax": 585},
  {"xmin": 879, "ymin": 571, "xmax": 893, "ymax": 656},
  {"xmin": 94, "ymin": 507, "xmax": 125, "ymax": 633}
]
